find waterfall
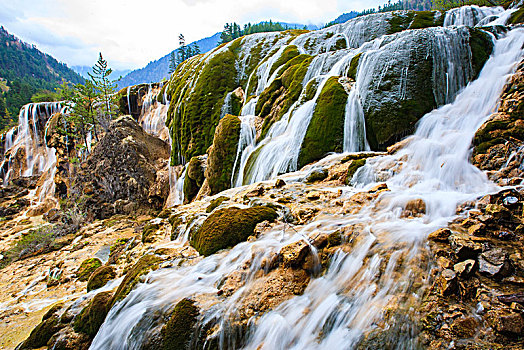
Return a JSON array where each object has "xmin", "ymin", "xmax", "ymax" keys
[
  {"xmin": 1, "ymin": 102, "xmax": 62, "ymax": 184},
  {"xmin": 89, "ymin": 27, "xmax": 523, "ymax": 350},
  {"xmin": 236, "ymin": 26, "xmax": 477, "ymax": 185},
  {"xmin": 443, "ymin": 5, "xmax": 504, "ymax": 27},
  {"xmin": 231, "ymin": 115, "xmax": 257, "ymax": 187}
]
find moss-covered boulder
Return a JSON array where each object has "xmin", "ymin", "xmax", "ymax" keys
[
  {"xmin": 508, "ymin": 6, "xmax": 524, "ymax": 24},
  {"xmin": 160, "ymin": 299, "xmax": 199, "ymax": 350},
  {"xmin": 87, "ymin": 266, "xmax": 116, "ymax": 292},
  {"xmin": 73, "ymin": 291, "xmax": 113, "ymax": 337},
  {"xmin": 346, "ymin": 159, "xmax": 367, "ymax": 184},
  {"xmin": 190, "ymin": 206, "xmax": 278, "ymax": 256},
  {"xmin": 206, "ymin": 114, "xmax": 241, "ymax": 195},
  {"xmin": 361, "ymin": 27, "xmax": 492, "ymax": 150},
  {"xmin": 76, "ymin": 258, "xmax": 102, "ymax": 282},
  {"xmin": 18, "ymin": 314, "xmax": 61, "ymax": 349},
  {"xmin": 111, "ymin": 255, "xmax": 163, "ymax": 305},
  {"xmin": 298, "ymin": 77, "xmax": 348, "ymax": 168},
  {"xmin": 183, "ymin": 155, "xmax": 207, "ymax": 203}
]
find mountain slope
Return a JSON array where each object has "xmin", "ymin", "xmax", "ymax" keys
[
  {"xmin": 117, "ymin": 33, "xmax": 221, "ymax": 89},
  {"xmin": 0, "ymin": 26, "xmax": 83, "ymax": 126}
]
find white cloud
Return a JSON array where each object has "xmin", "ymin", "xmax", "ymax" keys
[{"xmin": 3, "ymin": 0, "xmax": 387, "ymax": 70}]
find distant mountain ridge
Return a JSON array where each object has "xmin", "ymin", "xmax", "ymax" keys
[
  {"xmin": 72, "ymin": 65, "xmax": 131, "ymax": 81},
  {"xmin": 117, "ymin": 22, "xmax": 319, "ymax": 89}
]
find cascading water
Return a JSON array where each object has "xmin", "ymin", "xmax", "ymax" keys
[
  {"xmin": 443, "ymin": 5, "xmax": 504, "ymax": 27},
  {"xmin": 1, "ymin": 102, "xmax": 62, "ymax": 186},
  {"xmin": 90, "ymin": 25, "xmax": 523, "ymax": 350},
  {"xmin": 235, "ymin": 25, "xmax": 478, "ymax": 186}
]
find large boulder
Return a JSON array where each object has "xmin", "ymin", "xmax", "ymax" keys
[{"xmin": 70, "ymin": 116, "xmax": 170, "ymax": 220}]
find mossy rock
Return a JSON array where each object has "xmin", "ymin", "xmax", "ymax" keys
[
  {"xmin": 87, "ymin": 266, "xmax": 116, "ymax": 292},
  {"xmin": 206, "ymin": 114, "xmax": 241, "ymax": 195},
  {"xmin": 18, "ymin": 314, "xmax": 61, "ymax": 349},
  {"xmin": 190, "ymin": 206, "xmax": 278, "ymax": 256},
  {"xmin": 142, "ymin": 222, "xmax": 161, "ymax": 243},
  {"xmin": 168, "ymin": 46, "xmax": 238, "ymax": 164},
  {"xmin": 346, "ymin": 159, "xmax": 366, "ymax": 184},
  {"xmin": 73, "ymin": 291, "xmax": 113, "ymax": 337},
  {"xmin": 347, "ymin": 53, "xmax": 362, "ymax": 80},
  {"xmin": 160, "ymin": 298, "xmax": 199, "ymax": 350},
  {"xmin": 256, "ymin": 54, "xmax": 313, "ymax": 140},
  {"xmin": 76, "ymin": 258, "xmax": 102, "ymax": 282},
  {"xmin": 387, "ymin": 11, "xmax": 443, "ymax": 35},
  {"xmin": 468, "ymin": 28, "xmax": 494, "ymax": 79},
  {"xmin": 298, "ymin": 76, "xmax": 348, "ymax": 168},
  {"xmin": 183, "ymin": 156, "xmax": 207, "ymax": 203},
  {"xmin": 270, "ymin": 45, "xmax": 300, "ymax": 76},
  {"xmin": 508, "ymin": 6, "xmax": 524, "ymax": 24},
  {"xmin": 111, "ymin": 255, "xmax": 163, "ymax": 305},
  {"xmin": 305, "ymin": 169, "xmax": 328, "ymax": 183},
  {"xmin": 206, "ymin": 196, "xmax": 229, "ymax": 213}
]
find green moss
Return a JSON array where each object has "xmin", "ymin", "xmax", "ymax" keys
[
  {"xmin": 73, "ymin": 291, "xmax": 113, "ymax": 337},
  {"xmin": 347, "ymin": 53, "xmax": 363, "ymax": 81},
  {"xmin": 190, "ymin": 206, "xmax": 278, "ymax": 256},
  {"xmin": 111, "ymin": 255, "xmax": 163, "ymax": 305},
  {"xmin": 87, "ymin": 266, "xmax": 116, "ymax": 292},
  {"xmin": 76, "ymin": 258, "xmax": 102, "ymax": 282},
  {"xmin": 468, "ymin": 28, "xmax": 494, "ymax": 79},
  {"xmin": 305, "ymin": 169, "xmax": 328, "ymax": 183},
  {"xmin": 508, "ymin": 6, "xmax": 524, "ymax": 24},
  {"xmin": 256, "ymin": 54, "xmax": 313, "ymax": 140},
  {"xmin": 270, "ymin": 45, "xmax": 300, "ymax": 76},
  {"xmin": 346, "ymin": 159, "xmax": 366, "ymax": 184},
  {"xmin": 142, "ymin": 222, "xmax": 161, "ymax": 243},
  {"xmin": 332, "ymin": 37, "xmax": 347, "ymax": 51},
  {"xmin": 161, "ymin": 299, "xmax": 199, "ymax": 350},
  {"xmin": 168, "ymin": 49, "xmax": 238, "ymax": 164},
  {"xmin": 206, "ymin": 114, "xmax": 241, "ymax": 195},
  {"xmin": 304, "ymin": 78, "xmax": 319, "ymax": 101},
  {"xmin": 206, "ymin": 196, "xmax": 229, "ymax": 213},
  {"xmin": 18, "ymin": 314, "xmax": 60, "ymax": 349},
  {"xmin": 183, "ymin": 156, "xmax": 206, "ymax": 203},
  {"xmin": 298, "ymin": 76, "xmax": 348, "ymax": 168},
  {"xmin": 387, "ymin": 11, "xmax": 443, "ymax": 35}
]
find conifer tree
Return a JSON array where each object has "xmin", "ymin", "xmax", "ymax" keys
[
  {"xmin": 88, "ymin": 53, "xmax": 118, "ymax": 131},
  {"xmin": 169, "ymin": 51, "xmax": 177, "ymax": 74}
]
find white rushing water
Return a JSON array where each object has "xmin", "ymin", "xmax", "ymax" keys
[
  {"xmin": 90, "ymin": 26, "xmax": 524, "ymax": 350},
  {"xmin": 235, "ymin": 25, "xmax": 478, "ymax": 186},
  {"xmin": 443, "ymin": 5, "xmax": 504, "ymax": 27},
  {"xmin": 1, "ymin": 102, "xmax": 63, "ymax": 187}
]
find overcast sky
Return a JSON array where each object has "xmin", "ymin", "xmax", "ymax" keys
[{"xmin": 1, "ymin": 0, "xmax": 387, "ymax": 71}]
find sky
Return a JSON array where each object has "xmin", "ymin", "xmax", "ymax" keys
[{"xmin": 0, "ymin": 0, "xmax": 387, "ymax": 71}]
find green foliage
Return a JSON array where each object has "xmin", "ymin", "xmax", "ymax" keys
[
  {"xmin": 298, "ymin": 77, "xmax": 348, "ymax": 168},
  {"xmin": 432, "ymin": 0, "xmax": 501, "ymax": 11},
  {"xmin": 1, "ymin": 225, "xmax": 58, "ymax": 267},
  {"xmin": 190, "ymin": 206, "xmax": 278, "ymax": 256},
  {"xmin": 30, "ymin": 89, "xmax": 60, "ymax": 103},
  {"xmin": 76, "ymin": 258, "xmax": 102, "ymax": 282},
  {"xmin": 219, "ymin": 21, "xmax": 303, "ymax": 44},
  {"xmin": 0, "ymin": 26, "xmax": 83, "ymax": 129},
  {"xmin": 161, "ymin": 299, "xmax": 199, "ymax": 350},
  {"xmin": 387, "ymin": 11, "xmax": 443, "ymax": 35}
]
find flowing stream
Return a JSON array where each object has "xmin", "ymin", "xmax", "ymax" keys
[{"xmin": 90, "ymin": 26, "xmax": 524, "ymax": 350}]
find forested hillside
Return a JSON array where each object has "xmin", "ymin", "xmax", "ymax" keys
[{"xmin": 0, "ymin": 26, "xmax": 83, "ymax": 130}]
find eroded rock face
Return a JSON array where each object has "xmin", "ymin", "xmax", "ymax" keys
[
  {"xmin": 473, "ymin": 59, "xmax": 524, "ymax": 185},
  {"xmin": 70, "ymin": 116, "xmax": 170, "ymax": 220}
]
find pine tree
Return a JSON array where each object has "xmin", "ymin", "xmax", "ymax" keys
[
  {"xmin": 178, "ymin": 34, "xmax": 186, "ymax": 64},
  {"xmin": 168, "ymin": 51, "xmax": 177, "ymax": 74},
  {"xmin": 88, "ymin": 53, "xmax": 118, "ymax": 132}
]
